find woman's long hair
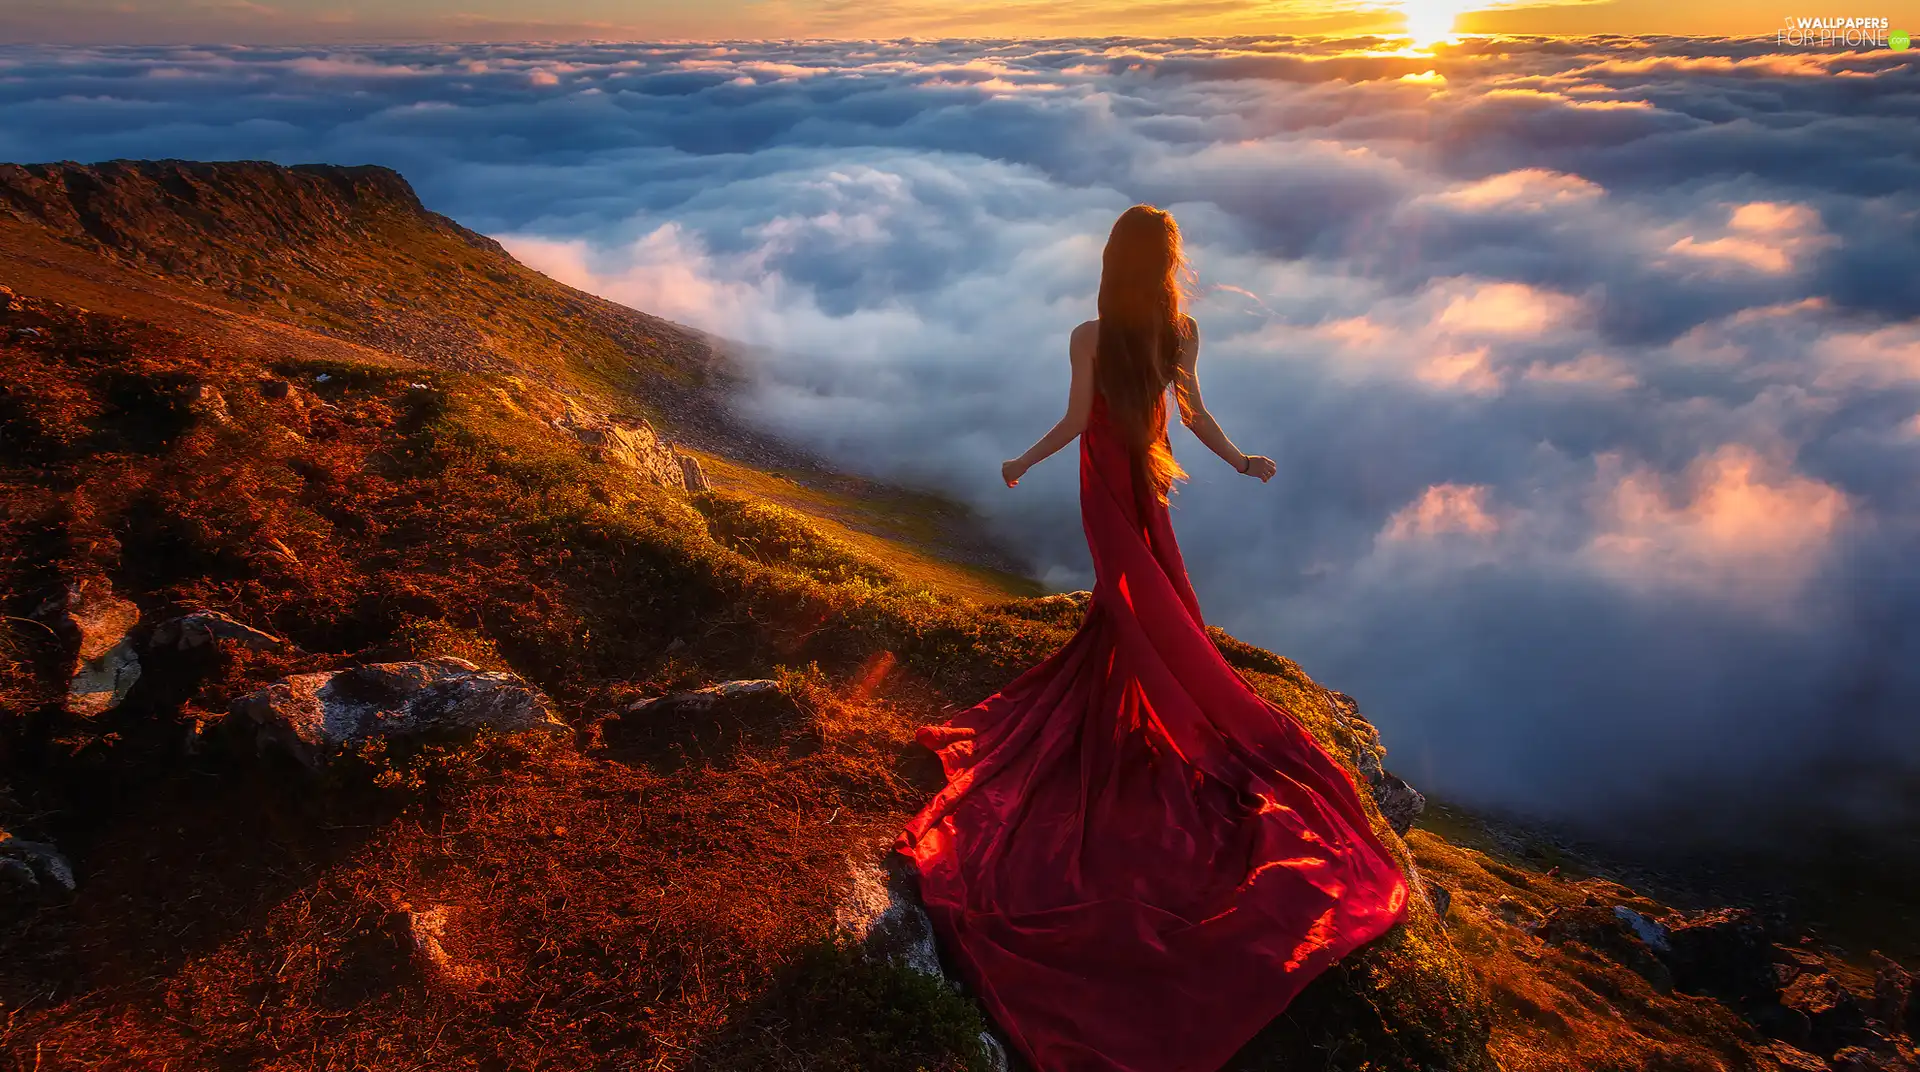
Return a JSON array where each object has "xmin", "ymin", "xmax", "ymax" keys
[{"xmin": 1095, "ymin": 204, "xmax": 1192, "ymax": 506}]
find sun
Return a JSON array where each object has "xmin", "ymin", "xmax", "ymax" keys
[{"xmin": 1397, "ymin": 0, "xmax": 1476, "ymax": 46}]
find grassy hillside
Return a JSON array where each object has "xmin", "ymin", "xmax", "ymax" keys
[{"xmin": 0, "ymin": 161, "xmax": 1909, "ymax": 1072}]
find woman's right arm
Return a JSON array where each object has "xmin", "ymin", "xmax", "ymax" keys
[
  {"xmin": 1173, "ymin": 319, "xmax": 1276, "ymax": 482},
  {"xmin": 1002, "ymin": 321, "xmax": 1099, "ymax": 487}
]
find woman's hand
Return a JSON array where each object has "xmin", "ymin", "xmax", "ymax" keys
[
  {"xmin": 1238, "ymin": 454, "xmax": 1277, "ymax": 483},
  {"xmin": 1002, "ymin": 458, "xmax": 1031, "ymax": 487}
]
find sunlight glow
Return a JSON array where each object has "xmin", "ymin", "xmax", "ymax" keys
[{"xmin": 1397, "ymin": 0, "xmax": 1478, "ymax": 45}]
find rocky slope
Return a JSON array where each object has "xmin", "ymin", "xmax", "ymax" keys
[{"xmin": 0, "ymin": 160, "xmax": 1912, "ymax": 1072}]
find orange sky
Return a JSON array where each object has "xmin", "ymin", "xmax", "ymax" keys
[
  {"xmin": 737, "ymin": 0, "xmax": 1875, "ymax": 40},
  {"xmin": 6, "ymin": 0, "xmax": 1912, "ymax": 44}
]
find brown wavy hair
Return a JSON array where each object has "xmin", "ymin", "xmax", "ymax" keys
[{"xmin": 1095, "ymin": 204, "xmax": 1192, "ymax": 505}]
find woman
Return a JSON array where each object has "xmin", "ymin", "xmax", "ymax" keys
[{"xmin": 895, "ymin": 206, "xmax": 1409, "ymax": 1072}]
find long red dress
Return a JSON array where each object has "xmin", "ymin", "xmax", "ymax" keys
[{"xmin": 895, "ymin": 393, "xmax": 1410, "ymax": 1072}]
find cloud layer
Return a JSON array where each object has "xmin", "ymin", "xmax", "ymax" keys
[{"xmin": 3, "ymin": 37, "xmax": 1918, "ymax": 839}]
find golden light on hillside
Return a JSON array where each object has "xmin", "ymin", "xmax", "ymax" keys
[{"xmin": 1397, "ymin": 0, "xmax": 1477, "ymax": 45}]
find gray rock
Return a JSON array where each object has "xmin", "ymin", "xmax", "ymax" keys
[
  {"xmin": 0, "ymin": 833, "xmax": 76, "ymax": 892},
  {"xmin": 1535, "ymin": 903, "xmax": 1674, "ymax": 990},
  {"xmin": 229, "ymin": 656, "xmax": 566, "ymax": 769},
  {"xmin": 37, "ymin": 579, "xmax": 141, "ymax": 716},
  {"xmin": 678, "ymin": 453, "xmax": 711, "ymax": 492},
  {"xmin": 151, "ymin": 610, "xmax": 288, "ymax": 653},
  {"xmin": 625, "ymin": 678, "xmax": 779, "ymax": 714},
  {"xmin": 835, "ymin": 846, "xmax": 1010, "ymax": 1072},
  {"xmin": 1614, "ymin": 905, "xmax": 1672, "ymax": 953},
  {"xmin": 1372, "ymin": 773, "xmax": 1427, "ymax": 836},
  {"xmin": 1425, "ymin": 879, "xmax": 1452, "ymax": 922},
  {"xmin": 836, "ymin": 848, "xmax": 943, "ymax": 979}
]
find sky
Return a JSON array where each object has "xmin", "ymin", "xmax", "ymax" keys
[
  {"xmin": 0, "ymin": 0, "xmax": 1897, "ymax": 44},
  {"xmin": 1, "ymin": 33, "xmax": 1918, "ymax": 842}
]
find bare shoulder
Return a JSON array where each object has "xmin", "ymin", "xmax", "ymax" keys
[
  {"xmin": 1070, "ymin": 319, "xmax": 1099, "ymax": 361},
  {"xmin": 1178, "ymin": 314, "xmax": 1201, "ymax": 367}
]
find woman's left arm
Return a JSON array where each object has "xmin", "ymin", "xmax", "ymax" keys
[{"xmin": 1003, "ymin": 322, "xmax": 1098, "ymax": 487}]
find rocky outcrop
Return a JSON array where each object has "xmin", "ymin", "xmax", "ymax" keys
[
  {"xmin": 229, "ymin": 656, "xmax": 565, "ymax": 769},
  {"xmin": 1662, "ymin": 907, "xmax": 1777, "ymax": 1001},
  {"xmin": 1782, "ymin": 971, "xmax": 1870, "ymax": 1056},
  {"xmin": 555, "ymin": 401, "xmax": 687, "ymax": 489},
  {"xmin": 484, "ymin": 381, "xmax": 695, "ymax": 492},
  {"xmin": 1323, "ymin": 689, "xmax": 1426, "ymax": 834},
  {"xmin": 36, "ymin": 579, "xmax": 142, "ymax": 716},
  {"xmin": 1533, "ymin": 903, "xmax": 1673, "ymax": 990}
]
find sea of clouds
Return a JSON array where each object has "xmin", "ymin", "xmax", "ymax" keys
[{"xmin": 1, "ymin": 37, "xmax": 1917, "ymax": 839}]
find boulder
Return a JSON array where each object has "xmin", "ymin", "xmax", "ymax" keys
[
  {"xmin": 1371, "ymin": 774, "xmax": 1426, "ymax": 836},
  {"xmin": 678, "ymin": 453, "xmax": 711, "ymax": 492},
  {"xmin": 1661, "ymin": 907, "xmax": 1778, "ymax": 1002},
  {"xmin": 835, "ymin": 847, "xmax": 1010, "ymax": 1072},
  {"xmin": 0, "ymin": 832, "xmax": 76, "ymax": 893},
  {"xmin": 836, "ymin": 848, "xmax": 943, "ymax": 979},
  {"xmin": 229, "ymin": 656, "xmax": 565, "ymax": 769},
  {"xmin": 1782, "ymin": 972, "xmax": 1869, "ymax": 1056},
  {"xmin": 37, "ymin": 579, "xmax": 141, "ymax": 716},
  {"xmin": 1614, "ymin": 905, "xmax": 1672, "ymax": 953},
  {"xmin": 151, "ymin": 610, "xmax": 288, "ymax": 652},
  {"xmin": 1534, "ymin": 903, "xmax": 1673, "ymax": 990}
]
